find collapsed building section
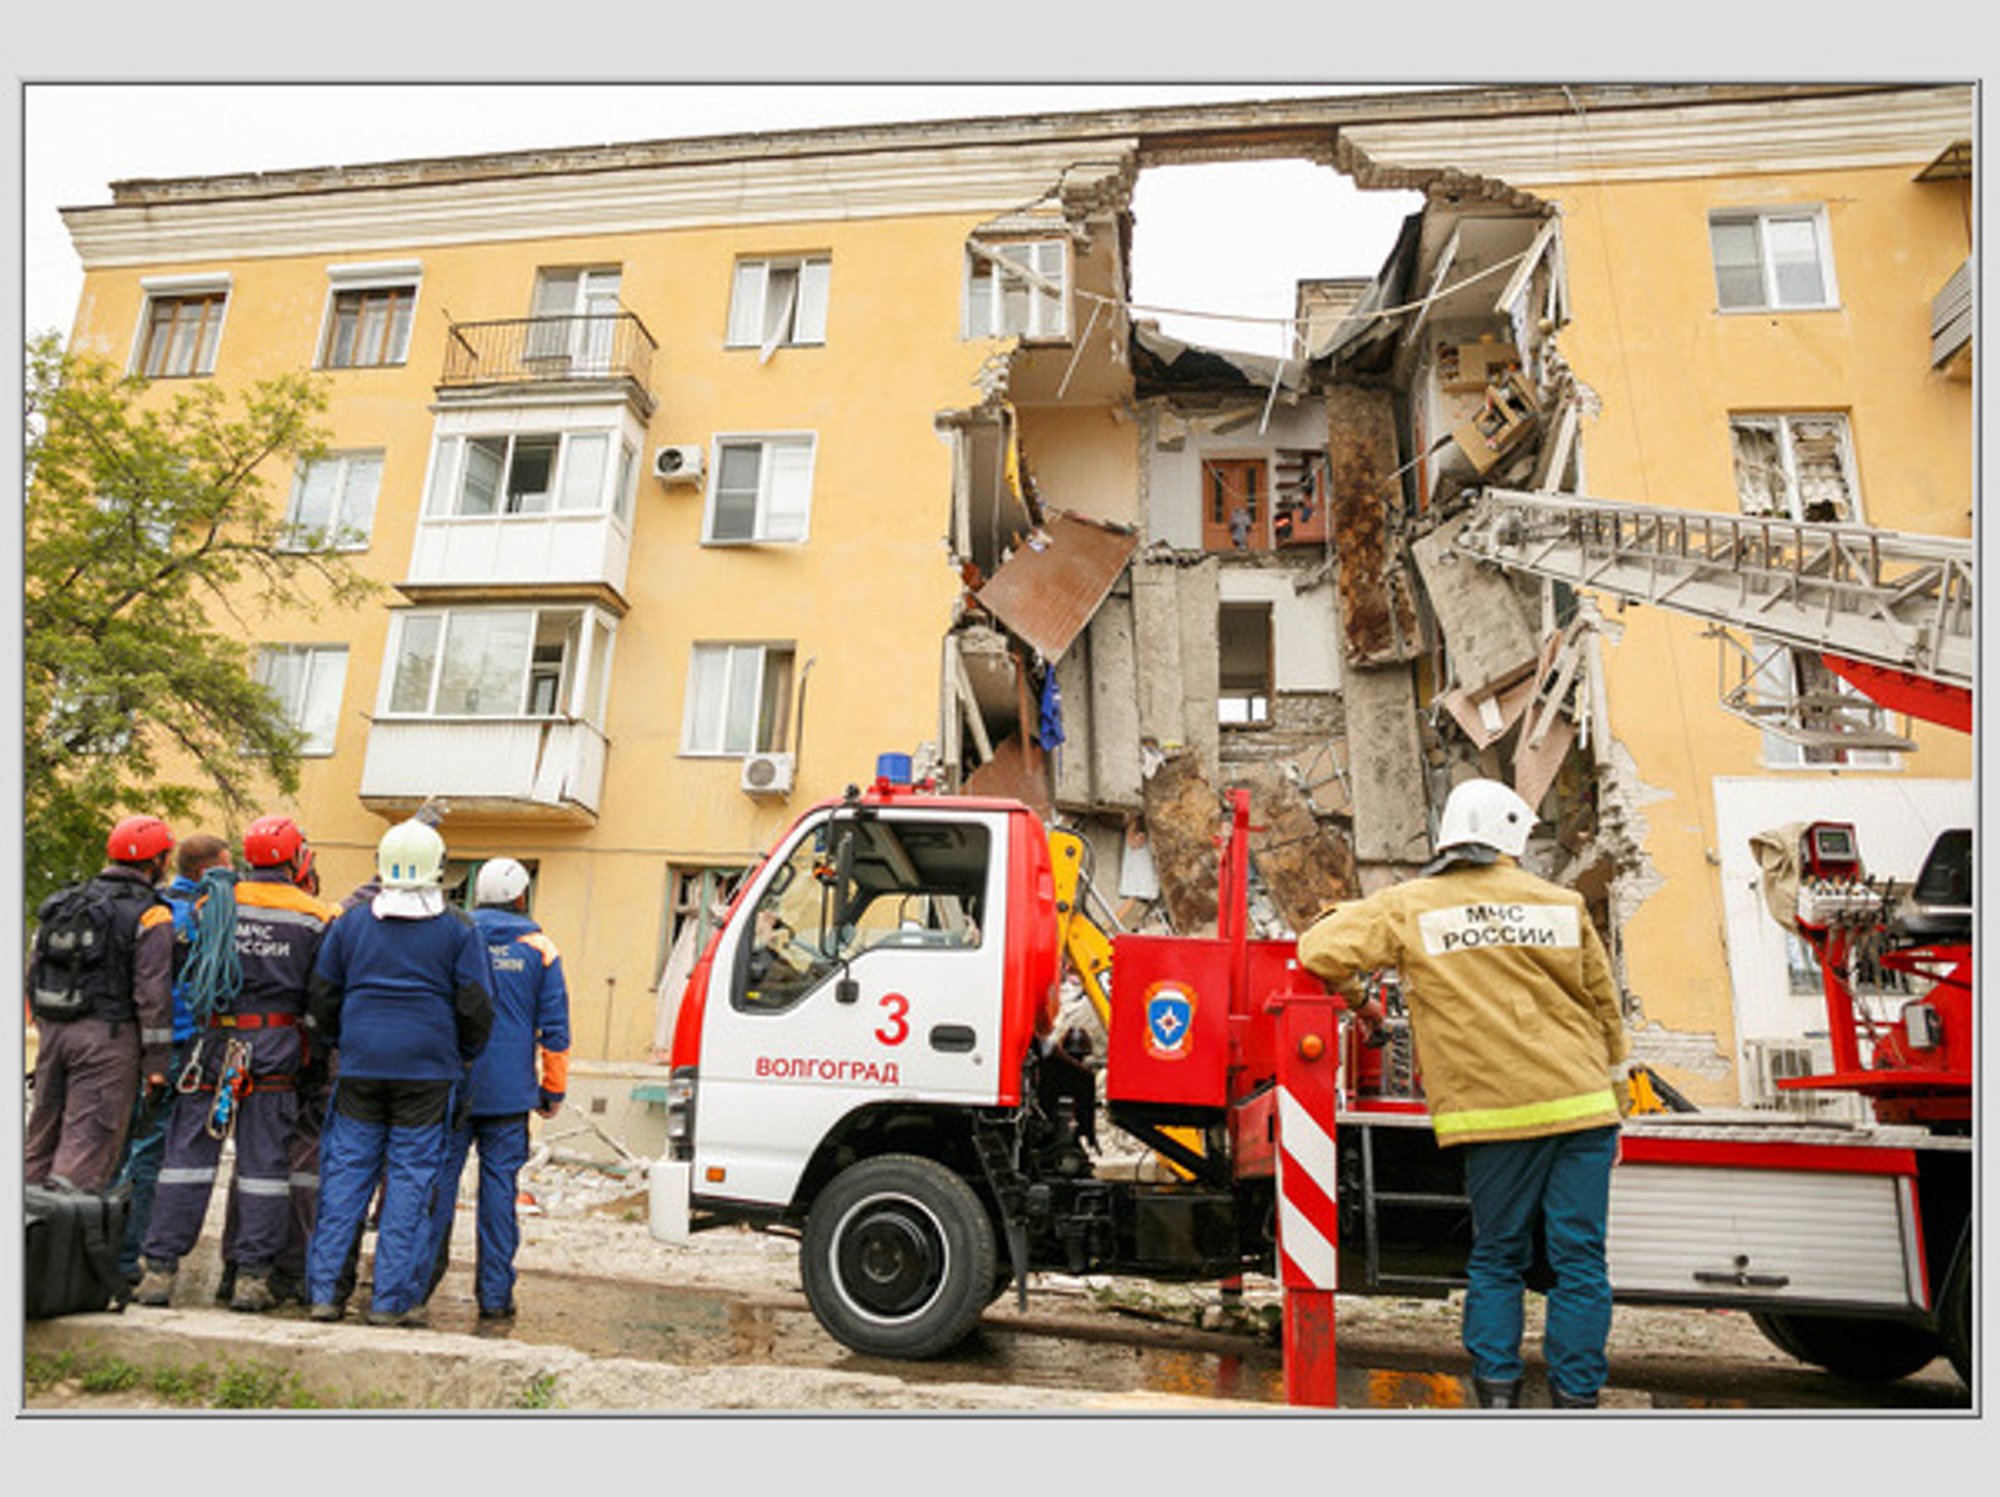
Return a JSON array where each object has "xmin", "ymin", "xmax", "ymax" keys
[{"xmin": 929, "ymin": 131, "xmax": 1647, "ymax": 1049}]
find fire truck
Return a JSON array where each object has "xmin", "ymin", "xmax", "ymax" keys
[{"xmin": 648, "ymin": 492, "xmax": 1973, "ymax": 1391}]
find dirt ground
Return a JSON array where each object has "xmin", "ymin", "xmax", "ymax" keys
[{"xmin": 22, "ymin": 1150, "xmax": 1970, "ymax": 1414}]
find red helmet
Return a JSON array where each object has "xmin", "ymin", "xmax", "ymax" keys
[
  {"xmin": 107, "ymin": 815, "xmax": 175, "ymax": 864},
  {"xmin": 243, "ymin": 814, "xmax": 307, "ymax": 870}
]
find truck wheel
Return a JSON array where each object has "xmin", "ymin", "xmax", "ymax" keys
[
  {"xmin": 1750, "ymin": 1310, "xmax": 1942, "ymax": 1382},
  {"xmin": 801, "ymin": 1153, "xmax": 997, "ymax": 1360},
  {"xmin": 1939, "ymin": 1233, "xmax": 1973, "ymax": 1388}
]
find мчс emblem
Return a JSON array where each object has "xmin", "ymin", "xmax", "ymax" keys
[{"xmin": 1143, "ymin": 981, "xmax": 1196, "ymax": 1061}]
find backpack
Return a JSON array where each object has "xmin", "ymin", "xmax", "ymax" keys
[
  {"xmin": 25, "ymin": 1180, "xmax": 131, "ymax": 1318},
  {"xmin": 30, "ymin": 880, "xmax": 141, "ymax": 1024}
]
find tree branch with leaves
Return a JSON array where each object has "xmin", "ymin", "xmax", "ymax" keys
[{"xmin": 23, "ymin": 335, "xmax": 379, "ymax": 913}]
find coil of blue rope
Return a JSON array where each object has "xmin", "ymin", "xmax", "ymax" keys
[{"xmin": 183, "ymin": 865, "xmax": 242, "ymax": 1024}]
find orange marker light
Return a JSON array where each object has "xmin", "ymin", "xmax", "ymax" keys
[{"xmin": 1299, "ymin": 1033, "xmax": 1325, "ymax": 1061}]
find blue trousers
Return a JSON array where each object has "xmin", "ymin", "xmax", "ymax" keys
[
  {"xmin": 1459, "ymin": 1125, "xmax": 1618, "ymax": 1397},
  {"xmin": 425, "ymin": 1113, "xmax": 531, "ymax": 1312},
  {"xmin": 305, "ymin": 1080, "xmax": 451, "ymax": 1315},
  {"xmin": 115, "ymin": 1046, "xmax": 183, "ymax": 1280}
]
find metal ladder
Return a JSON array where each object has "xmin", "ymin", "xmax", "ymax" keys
[{"xmin": 1438, "ymin": 488, "xmax": 1973, "ymax": 747}]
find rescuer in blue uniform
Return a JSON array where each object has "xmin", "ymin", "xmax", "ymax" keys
[
  {"xmin": 424, "ymin": 857, "xmax": 570, "ymax": 1321},
  {"xmin": 134, "ymin": 816, "xmax": 339, "ymax": 1312},
  {"xmin": 304, "ymin": 819, "xmax": 493, "ymax": 1326}
]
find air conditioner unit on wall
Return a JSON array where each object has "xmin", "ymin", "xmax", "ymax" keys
[
  {"xmin": 740, "ymin": 751, "xmax": 795, "ymax": 796},
  {"xmin": 653, "ymin": 444, "xmax": 704, "ymax": 483}
]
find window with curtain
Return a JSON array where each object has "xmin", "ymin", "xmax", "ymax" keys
[
  {"xmin": 727, "ymin": 255, "xmax": 831, "ymax": 358},
  {"xmin": 137, "ymin": 291, "xmax": 228, "ymax": 377},
  {"xmin": 283, "ymin": 451, "xmax": 383, "ymax": 550},
  {"xmin": 965, "ymin": 240, "xmax": 1067, "ymax": 339},
  {"xmin": 1709, "ymin": 209, "xmax": 1835, "ymax": 312},
  {"xmin": 682, "ymin": 643, "xmax": 796, "ymax": 755}
]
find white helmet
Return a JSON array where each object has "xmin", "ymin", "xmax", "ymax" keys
[
  {"xmin": 1436, "ymin": 778, "xmax": 1537, "ymax": 858},
  {"xmin": 377, "ymin": 819, "xmax": 446, "ymax": 889},
  {"xmin": 474, "ymin": 857, "xmax": 531, "ymax": 907}
]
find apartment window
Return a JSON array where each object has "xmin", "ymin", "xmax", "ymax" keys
[
  {"xmin": 426, "ymin": 430, "xmax": 620, "ymax": 518},
  {"xmin": 1730, "ymin": 414, "xmax": 1860, "ymax": 523},
  {"xmin": 528, "ymin": 266, "xmax": 622, "ymax": 367},
  {"xmin": 683, "ymin": 643, "xmax": 795, "ymax": 755},
  {"xmin": 965, "ymin": 240, "xmax": 1067, "ymax": 339},
  {"xmin": 283, "ymin": 451, "xmax": 382, "ymax": 550},
  {"xmin": 321, "ymin": 284, "xmax": 416, "ymax": 368},
  {"xmin": 1218, "ymin": 603, "xmax": 1273, "ymax": 726},
  {"xmin": 385, "ymin": 606, "xmax": 608, "ymax": 721},
  {"xmin": 255, "ymin": 645, "xmax": 348, "ymax": 755},
  {"xmin": 1710, "ymin": 209, "xmax": 1836, "ymax": 312},
  {"xmin": 705, "ymin": 435, "xmax": 816, "ymax": 543},
  {"xmin": 137, "ymin": 289, "xmax": 227, "ymax": 377},
  {"xmin": 727, "ymin": 256, "xmax": 830, "ymax": 357}
]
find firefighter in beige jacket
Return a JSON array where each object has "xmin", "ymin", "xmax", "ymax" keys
[{"xmin": 1298, "ymin": 779, "xmax": 1629, "ymax": 1411}]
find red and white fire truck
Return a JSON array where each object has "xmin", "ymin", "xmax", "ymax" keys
[
  {"xmin": 649, "ymin": 492, "xmax": 1973, "ymax": 1394},
  {"xmin": 649, "ymin": 766, "xmax": 1971, "ymax": 1388}
]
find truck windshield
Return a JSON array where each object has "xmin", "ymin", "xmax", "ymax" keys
[{"xmin": 735, "ymin": 816, "xmax": 990, "ymax": 1011}]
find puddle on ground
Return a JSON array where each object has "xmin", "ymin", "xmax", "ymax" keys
[{"xmin": 435, "ymin": 1273, "xmax": 1289, "ymax": 1405}]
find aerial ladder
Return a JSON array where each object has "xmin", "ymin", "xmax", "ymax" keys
[{"xmin": 1440, "ymin": 487, "xmax": 1973, "ymax": 745}]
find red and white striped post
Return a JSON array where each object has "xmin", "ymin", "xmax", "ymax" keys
[{"xmin": 1272, "ymin": 992, "xmax": 1341, "ymax": 1407}]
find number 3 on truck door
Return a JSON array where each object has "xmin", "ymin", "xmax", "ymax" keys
[{"xmin": 876, "ymin": 992, "xmax": 910, "ymax": 1046}]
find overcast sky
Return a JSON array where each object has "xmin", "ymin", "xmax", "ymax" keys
[{"xmin": 22, "ymin": 83, "xmax": 1425, "ymax": 359}]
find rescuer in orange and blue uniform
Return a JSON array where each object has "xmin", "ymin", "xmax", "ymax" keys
[
  {"xmin": 1298, "ymin": 779, "xmax": 1631, "ymax": 1410},
  {"xmin": 423, "ymin": 856, "xmax": 570, "ymax": 1321},
  {"xmin": 133, "ymin": 815, "xmax": 340, "ymax": 1312}
]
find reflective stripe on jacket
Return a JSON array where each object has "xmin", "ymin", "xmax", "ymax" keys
[{"xmin": 1297, "ymin": 858, "xmax": 1628, "ymax": 1147}]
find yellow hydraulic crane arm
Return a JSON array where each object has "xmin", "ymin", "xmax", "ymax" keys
[{"xmin": 1048, "ymin": 827, "xmax": 1114, "ymax": 1032}]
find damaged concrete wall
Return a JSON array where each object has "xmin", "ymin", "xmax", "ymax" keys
[
  {"xmin": 1086, "ymin": 585, "xmax": 1144, "ymax": 811},
  {"xmin": 1226, "ymin": 761, "xmax": 1359, "ymax": 931},
  {"xmin": 1139, "ymin": 750, "xmax": 1222, "ymax": 935},
  {"xmin": 1342, "ymin": 664, "xmax": 1433, "ymax": 864},
  {"xmin": 1409, "ymin": 526, "xmax": 1537, "ymax": 697},
  {"xmin": 1216, "ymin": 564, "xmax": 1341, "ymax": 692}
]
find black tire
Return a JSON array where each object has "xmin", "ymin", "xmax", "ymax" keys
[
  {"xmin": 1939, "ymin": 1232, "xmax": 1973, "ymax": 1389},
  {"xmin": 1750, "ymin": 1310, "xmax": 1943, "ymax": 1382},
  {"xmin": 801, "ymin": 1153, "xmax": 997, "ymax": 1360}
]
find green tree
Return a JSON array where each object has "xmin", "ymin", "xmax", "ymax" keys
[{"xmin": 23, "ymin": 335, "xmax": 376, "ymax": 913}]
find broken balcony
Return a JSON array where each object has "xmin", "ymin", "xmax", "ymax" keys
[{"xmin": 439, "ymin": 313, "xmax": 658, "ymax": 417}]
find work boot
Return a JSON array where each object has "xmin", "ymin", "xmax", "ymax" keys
[
  {"xmin": 364, "ymin": 1305, "xmax": 429, "ymax": 1329},
  {"xmin": 1471, "ymin": 1375, "xmax": 1523, "ymax": 1409},
  {"xmin": 267, "ymin": 1267, "xmax": 307, "ymax": 1307},
  {"xmin": 478, "ymin": 1302, "xmax": 518, "ymax": 1322},
  {"xmin": 131, "ymin": 1260, "xmax": 177, "ymax": 1308},
  {"xmin": 214, "ymin": 1262, "xmax": 238, "ymax": 1305},
  {"xmin": 1548, "ymin": 1383, "xmax": 1600, "ymax": 1409},
  {"xmin": 308, "ymin": 1301, "xmax": 342, "ymax": 1323},
  {"xmin": 230, "ymin": 1270, "xmax": 276, "ymax": 1314}
]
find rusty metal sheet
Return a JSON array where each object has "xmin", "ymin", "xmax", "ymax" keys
[
  {"xmin": 963, "ymin": 733, "xmax": 1053, "ymax": 823},
  {"xmin": 975, "ymin": 513, "xmax": 1139, "ymax": 663},
  {"xmin": 1326, "ymin": 385, "xmax": 1422, "ymax": 666}
]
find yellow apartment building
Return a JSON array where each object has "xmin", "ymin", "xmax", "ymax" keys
[{"xmin": 55, "ymin": 85, "xmax": 1972, "ymax": 1113}]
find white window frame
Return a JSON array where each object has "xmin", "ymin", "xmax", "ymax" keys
[
  {"xmin": 131, "ymin": 273, "xmax": 232, "ymax": 378},
  {"xmin": 317, "ymin": 261, "xmax": 422, "ymax": 369},
  {"xmin": 424, "ymin": 428, "xmax": 624, "ymax": 520},
  {"xmin": 1709, "ymin": 207, "xmax": 1839, "ymax": 313},
  {"xmin": 282, "ymin": 450, "xmax": 383, "ymax": 551},
  {"xmin": 528, "ymin": 265, "xmax": 623, "ymax": 366},
  {"xmin": 378, "ymin": 605, "xmax": 612, "ymax": 724},
  {"xmin": 680, "ymin": 642, "xmax": 796, "ymax": 757},
  {"xmin": 964, "ymin": 239, "xmax": 1069, "ymax": 340},
  {"xmin": 702, "ymin": 433, "xmax": 817, "ymax": 545},
  {"xmin": 1728, "ymin": 412, "xmax": 1863, "ymax": 524},
  {"xmin": 255, "ymin": 644, "xmax": 348, "ymax": 756},
  {"xmin": 727, "ymin": 255, "xmax": 831, "ymax": 359}
]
